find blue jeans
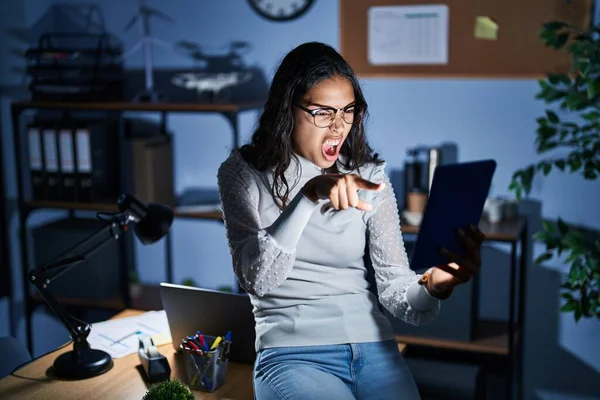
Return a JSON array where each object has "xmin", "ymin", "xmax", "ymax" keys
[{"xmin": 253, "ymin": 339, "xmax": 421, "ymax": 400}]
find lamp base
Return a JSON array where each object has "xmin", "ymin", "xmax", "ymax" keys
[{"xmin": 53, "ymin": 348, "xmax": 113, "ymax": 380}]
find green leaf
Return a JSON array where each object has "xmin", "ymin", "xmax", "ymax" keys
[
  {"xmin": 546, "ymin": 237, "xmax": 562, "ymax": 250},
  {"xmin": 540, "ymin": 28, "xmax": 558, "ymax": 45},
  {"xmin": 548, "ymin": 73, "xmax": 571, "ymax": 85},
  {"xmin": 535, "ymin": 252, "xmax": 553, "ymax": 264},
  {"xmin": 557, "ymin": 217, "xmax": 569, "ymax": 235},
  {"xmin": 566, "ymin": 252, "xmax": 580, "ymax": 263},
  {"xmin": 569, "ymin": 157, "xmax": 583, "ymax": 172},
  {"xmin": 554, "ymin": 33, "xmax": 570, "ymax": 49},
  {"xmin": 582, "ymin": 111, "xmax": 600, "ymax": 121},
  {"xmin": 566, "ymin": 92, "xmax": 587, "ymax": 110},
  {"xmin": 543, "ymin": 162, "xmax": 553, "ymax": 175},
  {"xmin": 515, "ymin": 187, "xmax": 522, "ymax": 200},
  {"xmin": 574, "ymin": 33, "xmax": 593, "ymax": 42},
  {"xmin": 569, "ymin": 265, "xmax": 581, "ymax": 282},
  {"xmin": 546, "ymin": 110, "xmax": 560, "ymax": 123},
  {"xmin": 561, "ymin": 292, "xmax": 574, "ymax": 300},
  {"xmin": 560, "ymin": 300, "xmax": 577, "ymax": 312},
  {"xmin": 555, "ymin": 160, "xmax": 566, "ymax": 171},
  {"xmin": 522, "ymin": 165, "xmax": 535, "ymax": 194},
  {"xmin": 538, "ymin": 141, "xmax": 558, "ymax": 152},
  {"xmin": 548, "ymin": 74, "xmax": 560, "ymax": 85},
  {"xmin": 588, "ymin": 78, "xmax": 600, "ymax": 99},
  {"xmin": 563, "ymin": 122, "xmax": 580, "ymax": 130},
  {"xmin": 542, "ymin": 219, "xmax": 556, "ymax": 233},
  {"xmin": 543, "ymin": 21, "xmax": 568, "ymax": 31},
  {"xmin": 577, "ymin": 59, "xmax": 591, "ymax": 76},
  {"xmin": 565, "ymin": 231, "xmax": 585, "ymax": 249},
  {"xmin": 533, "ymin": 230, "xmax": 549, "ymax": 241}
]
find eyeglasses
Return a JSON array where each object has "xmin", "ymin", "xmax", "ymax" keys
[{"xmin": 294, "ymin": 103, "xmax": 364, "ymax": 128}]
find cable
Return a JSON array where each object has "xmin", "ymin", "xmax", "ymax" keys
[{"xmin": 9, "ymin": 339, "xmax": 74, "ymax": 379}]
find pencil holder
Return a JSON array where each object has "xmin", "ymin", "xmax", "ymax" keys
[{"xmin": 181, "ymin": 335, "xmax": 230, "ymax": 392}]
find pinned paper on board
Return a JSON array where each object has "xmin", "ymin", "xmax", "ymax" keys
[
  {"xmin": 474, "ymin": 16, "xmax": 499, "ymax": 40},
  {"xmin": 368, "ymin": 4, "xmax": 449, "ymax": 65}
]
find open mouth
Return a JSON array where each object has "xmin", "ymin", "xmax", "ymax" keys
[{"xmin": 322, "ymin": 137, "xmax": 342, "ymax": 161}]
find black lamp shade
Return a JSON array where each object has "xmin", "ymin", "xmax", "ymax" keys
[{"xmin": 133, "ymin": 203, "xmax": 174, "ymax": 244}]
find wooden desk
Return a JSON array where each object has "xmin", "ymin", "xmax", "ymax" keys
[
  {"xmin": 0, "ymin": 310, "xmax": 254, "ymax": 400},
  {"xmin": 0, "ymin": 309, "xmax": 408, "ymax": 399}
]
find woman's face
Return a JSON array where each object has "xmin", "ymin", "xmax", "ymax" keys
[{"xmin": 291, "ymin": 75, "xmax": 356, "ymax": 169}]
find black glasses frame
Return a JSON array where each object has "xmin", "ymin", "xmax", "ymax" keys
[{"xmin": 294, "ymin": 103, "xmax": 363, "ymax": 128}]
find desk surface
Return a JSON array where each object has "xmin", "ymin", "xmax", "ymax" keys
[
  {"xmin": 1, "ymin": 310, "xmax": 408, "ymax": 399},
  {"xmin": 0, "ymin": 310, "xmax": 254, "ymax": 400}
]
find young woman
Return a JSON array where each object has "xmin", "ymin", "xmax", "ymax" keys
[{"xmin": 217, "ymin": 42, "xmax": 484, "ymax": 400}]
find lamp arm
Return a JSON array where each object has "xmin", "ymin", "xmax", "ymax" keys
[{"xmin": 28, "ymin": 214, "xmax": 131, "ymax": 349}]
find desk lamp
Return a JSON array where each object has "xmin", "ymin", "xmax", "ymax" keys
[{"xmin": 28, "ymin": 194, "xmax": 173, "ymax": 380}]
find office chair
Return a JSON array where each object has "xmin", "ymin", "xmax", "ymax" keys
[{"xmin": 0, "ymin": 336, "xmax": 32, "ymax": 379}]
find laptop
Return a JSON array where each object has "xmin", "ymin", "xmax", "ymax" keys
[{"xmin": 159, "ymin": 283, "xmax": 257, "ymax": 364}]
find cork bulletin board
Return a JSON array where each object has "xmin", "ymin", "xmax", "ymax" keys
[{"xmin": 340, "ymin": 0, "xmax": 593, "ymax": 78}]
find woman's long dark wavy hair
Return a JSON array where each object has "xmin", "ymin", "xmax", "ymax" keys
[{"xmin": 239, "ymin": 41, "xmax": 383, "ymax": 210}]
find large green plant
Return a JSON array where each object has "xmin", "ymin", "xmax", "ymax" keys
[{"xmin": 510, "ymin": 21, "xmax": 600, "ymax": 322}]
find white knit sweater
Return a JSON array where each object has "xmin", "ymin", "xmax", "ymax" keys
[{"xmin": 217, "ymin": 149, "xmax": 440, "ymax": 351}]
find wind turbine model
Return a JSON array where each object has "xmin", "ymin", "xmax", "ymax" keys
[{"xmin": 123, "ymin": 0, "xmax": 173, "ymax": 102}]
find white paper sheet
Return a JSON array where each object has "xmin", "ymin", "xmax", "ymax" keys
[
  {"xmin": 368, "ymin": 4, "xmax": 449, "ymax": 65},
  {"xmin": 87, "ymin": 310, "xmax": 172, "ymax": 359}
]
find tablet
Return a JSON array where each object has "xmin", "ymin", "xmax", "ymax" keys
[{"xmin": 408, "ymin": 159, "xmax": 497, "ymax": 272}]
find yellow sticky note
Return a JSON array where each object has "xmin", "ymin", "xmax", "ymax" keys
[{"xmin": 474, "ymin": 16, "xmax": 499, "ymax": 40}]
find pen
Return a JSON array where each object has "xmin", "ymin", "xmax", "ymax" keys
[
  {"xmin": 187, "ymin": 335, "xmax": 202, "ymax": 348},
  {"xmin": 180, "ymin": 343, "xmax": 203, "ymax": 355},
  {"xmin": 186, "ymin": 339, "xmax": 200, "ymax": 351},
  {"xmin": 210, "ymin": 336, "xmax": 222, "ymax": 350},
  {"xmin": 196, "ymin": 331, "xmax": 208, "ymax": 351}
]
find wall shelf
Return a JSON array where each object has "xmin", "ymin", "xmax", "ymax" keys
[{"xmin": 10, "ymin": 99, "xmax": 264, "ymax": 357}]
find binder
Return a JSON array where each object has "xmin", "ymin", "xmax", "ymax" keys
[
  {"xmin": 58, "ymin": 126, "xmax": 76, "ymax": 201},
  {"xmin": 27, "ymin": 125, "xmax": 45, "ymax": 200},
  {"xmin": 74, "ymin": 127, "xmax": 93, "ymax": 202},
  {"xmin": 42, "ymin": 126, "xmax": 61, "ymax": 201},
  {"xmin": 74, "ymin": 120, "xmax": 119, "ymax": 203}
]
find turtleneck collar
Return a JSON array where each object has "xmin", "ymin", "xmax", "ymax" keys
[{"xmin": 291, "ymin": 152, "xmax": 324, "ymax": 179}]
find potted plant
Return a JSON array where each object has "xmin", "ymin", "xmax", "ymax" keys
[
  {"xmin": 217, "ymin": 285, "xmax": 233, "ymax": 293},
  {"xmin": 181, "ymin": 278, "xmax": 197, "ymax": 287},
  {"xmin": 510, "ymin": 21, "xmax": 600, "ymax": 322},
  {"xmin": 142, "ymin": 379, "xmax": 194, "ymax": 400}
]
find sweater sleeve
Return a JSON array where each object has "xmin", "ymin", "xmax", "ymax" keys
[
  {"xmin": 365, "ymin": 163, "xmax": 441, "ymax": 326},
  {"xmin": 217, "ymin": 152, "xmax": 319, "ymax": 297}
]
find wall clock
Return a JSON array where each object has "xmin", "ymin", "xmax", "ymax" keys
[{"xmin": 248, "ymin": 0, "xmax": 315, "ymax": 22}]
